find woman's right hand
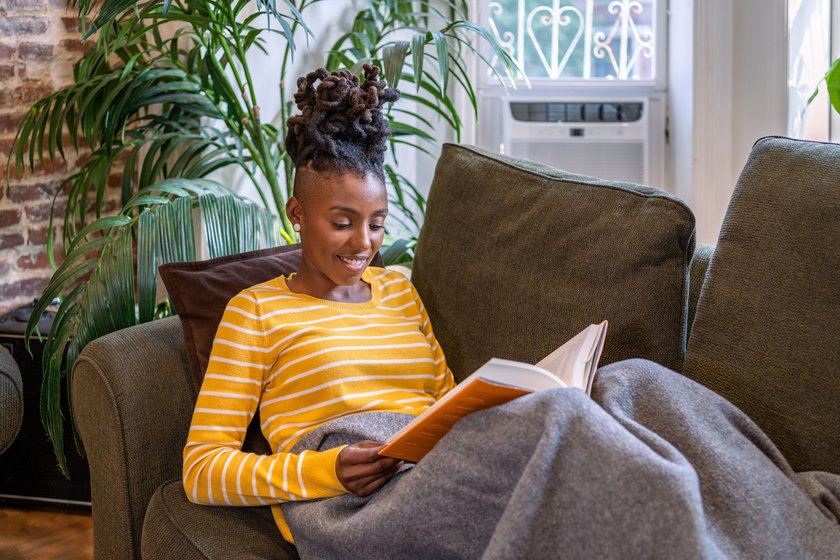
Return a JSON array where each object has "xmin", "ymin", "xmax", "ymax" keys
[{"xmin": 336, "ymin": 440, "xmax": 404, "ymax": 497}]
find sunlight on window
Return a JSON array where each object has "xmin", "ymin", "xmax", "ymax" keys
[
  {"xmin": 787, "ymin": 0, "xmax": 830, "ymax": 140},
  {"xmin": 485, "ymin": 0, "xmax": 656, "ymax": 81}
]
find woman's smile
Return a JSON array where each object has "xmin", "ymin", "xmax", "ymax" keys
[{"xmin": 337, "ymin": 254, "xmax": 370, "ymax": 272}]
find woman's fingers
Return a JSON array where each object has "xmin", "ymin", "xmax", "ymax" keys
[
  {"xmin": 346, "ymin": 463, "xmax": 402, "ymax": 497},
  {"xmin": 347, "ymin": 461, "xmax": 401, "ymax": 488},
  {"xmin": 337, "ymin": 441, "xmax": 405, "ymax": 495},
  {"xmin": 355, "ymin": 471, "xmax": 395, "ymax": 497},
  {"xmin": 337, "ymin": 441, "xmax": 401, "ymax": 481},
  {"xmin": 338, "ymin": 441, "xmax": 386, "ymax": 465},
  {"xmin": 340, "ymin": 454, "xmax": 401, "ymax": 482}
]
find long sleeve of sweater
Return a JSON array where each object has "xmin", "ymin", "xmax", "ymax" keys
[{"xmin": 182, "ymin": 291, "xmax": 347, "ymax": 507}]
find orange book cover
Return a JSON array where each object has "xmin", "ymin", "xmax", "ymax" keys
[{"xmin": 379, "ymin": 321, "xmax": 608, "ymax": 463}]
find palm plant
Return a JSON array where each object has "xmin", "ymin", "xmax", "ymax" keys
[{"xmin": 9, "ymin": 0, "xmax": 520, "ymax": 475}]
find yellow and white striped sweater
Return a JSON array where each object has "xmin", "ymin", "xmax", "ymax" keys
[{"xmin": 183, "ymin": 266, "xmax": 454, "ymax": 542}]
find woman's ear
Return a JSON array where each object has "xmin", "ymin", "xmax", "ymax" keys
[{"xmin": 286, "ymin": 196, "xmax": 303, "ymax": 227}]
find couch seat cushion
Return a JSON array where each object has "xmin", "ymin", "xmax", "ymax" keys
[
  {"xmin": 683, "ymin": 136, "xmax": 840, "ymax": 474},
  {"xmin": 413, "ymin": 144, "xmax": 696, "ymax": 380},
  {"xmin": 142, "ymin": 480, "xmax": 298, "ymax": 560}
]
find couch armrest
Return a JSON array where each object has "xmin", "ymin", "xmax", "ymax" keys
[
  {"xmin": 687, "ymin": 243, "xmax": 715, "ymax": 340},
  {"xmin": 71, "ymin": 316, "xmax": 196, "ymax": 560}
]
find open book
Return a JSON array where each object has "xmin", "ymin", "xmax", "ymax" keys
[{"xmin": 379, "ymin": 321, "xmax": 608, "ymax": 463}]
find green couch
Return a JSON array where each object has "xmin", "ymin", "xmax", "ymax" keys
[{"xmin": 71, "ymin": 136, "xmax": 840, "ymax": 559}]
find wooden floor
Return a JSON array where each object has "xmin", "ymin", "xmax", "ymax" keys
[{"xmin": 0, "ymin": 507, "xmax": 93, "ymax": 560}]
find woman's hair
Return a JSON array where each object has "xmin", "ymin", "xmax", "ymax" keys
[{"xmin": 285, "ymin": 64, "xmax": 400, "ymax": 182}]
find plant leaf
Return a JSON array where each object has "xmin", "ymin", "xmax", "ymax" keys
[
  {"xmin": 825, "ymin": 58, "xmax": 840, "ymax": 115},
  {"xmin": 431, "ymin": 31, "xmax": 449, "ymax": 94},
  {"xmin": 382, "ymin": 40, "xmax": 410, "ymax": 89},
  {"xmin": 411, "ymin": 32, "xmax": 426, "ymax": 92},
  {"xmin": 137, "ymin": 210, "xmax": 157, "ymax": 323}
]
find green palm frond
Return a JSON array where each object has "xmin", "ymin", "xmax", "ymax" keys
[
  {"xmin": 79, "ymin": 0, "xmax": 307, "ymax": 44},
  {"xmin": 8, "ymin": 4, "xmax": 285, "ymax": 244},
  {"xmin": 24, "ymin": 179, "xmax": 279, "ymax": 476}
]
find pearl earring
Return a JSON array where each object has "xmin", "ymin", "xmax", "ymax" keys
[{"xmin": 293, "ymin": 223, "xmax": 301, "ymax": 232}]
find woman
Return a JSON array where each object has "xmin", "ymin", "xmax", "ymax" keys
[
  {"xmin": 184, "ymin": 66, "xmax": 840, "ymax": 559},
  {"xmin": 183, "ymin": 65, "xmax": 453, "ymax": 543}
]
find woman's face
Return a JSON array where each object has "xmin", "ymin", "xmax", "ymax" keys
[{"xmin": 286, "ymin": 169, "xmax": 388, "ymax": 290}]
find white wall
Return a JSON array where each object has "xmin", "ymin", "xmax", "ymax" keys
[
  {"xmin": 731, "ymin": 1, "xmax": 788, "ymax": 178},
  {"xmin": 667, "ymin": 0, "xmax": 696, "ymax": 206}
]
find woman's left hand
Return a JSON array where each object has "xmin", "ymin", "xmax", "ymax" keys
[{"xmin": 336, "ymin": 440, "xmax": 404, "ymax": 497}]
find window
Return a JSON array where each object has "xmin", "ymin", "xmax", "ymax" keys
[
  {"xmin": 473, "ymin": 1, "xmax": 667, "ymax": 189},
  {"xmin": 483, "ymin": 0, "xmax": 659, "ymax": 82},
  {"xmin": 787, "ymin": 0, "xmax": 830, "ymax": 140}
]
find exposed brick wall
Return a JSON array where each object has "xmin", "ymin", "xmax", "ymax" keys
[{"xmin": 0, "ymin": 0, "xmax": 99, "ymax": 317}]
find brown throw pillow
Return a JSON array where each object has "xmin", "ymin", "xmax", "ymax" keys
[
  {"xmin": 159, "ymin": 244, "xmax": 383, "ymax": 454},
  {"xmin": 160, "ymin": 244, "xmax": 302, "ymax": 388}
]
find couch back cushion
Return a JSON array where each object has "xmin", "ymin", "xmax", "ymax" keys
[
  {"xmin": 412, "ymin": 144, "xmax": 696, "ymax": 382},
  {"xmin": 683, "ymin": 136, "xmax": 840, "ymax": 474}
]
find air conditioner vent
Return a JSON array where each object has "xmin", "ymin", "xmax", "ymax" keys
[
  {"xmin": 510, "ymin": 101, "xmax": 644, "ymax": 123},
  {"xmin": 478, "ymin": 94, "xmax": 665, "ymax": 189}
]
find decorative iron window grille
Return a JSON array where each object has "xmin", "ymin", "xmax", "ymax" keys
[{"xmin": 486, "ymin": 0, "xmax": 657, "ymax": 81}]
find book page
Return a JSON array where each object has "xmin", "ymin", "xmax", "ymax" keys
[
  {"xmin": 535, "ymin": 321, "xmax": 607, "ymax": 393},
  {"xmin": 473, "ymin": 358, "xmax": 568, "ymax": 391},
  {"xmin": 534, "ymin": 326, "xmax": 596, "ymax": 389},
  {"xmin": 584, "ymin": 321, "xmax": 608, "ymax": 394}
]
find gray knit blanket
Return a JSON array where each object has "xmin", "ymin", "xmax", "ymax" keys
[{"xmin": 280, "ymin": 359, "xmax": 840, "ymax": 559}]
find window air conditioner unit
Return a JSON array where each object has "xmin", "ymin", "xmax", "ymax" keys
[{"xmin": 478, "ymin": 95, "xmax": 666, "ymax": 189}]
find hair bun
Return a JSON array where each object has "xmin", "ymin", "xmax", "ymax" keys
[{"xmin": 285, "ymin": 65, "xmax": 400, "ymax": 179}]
